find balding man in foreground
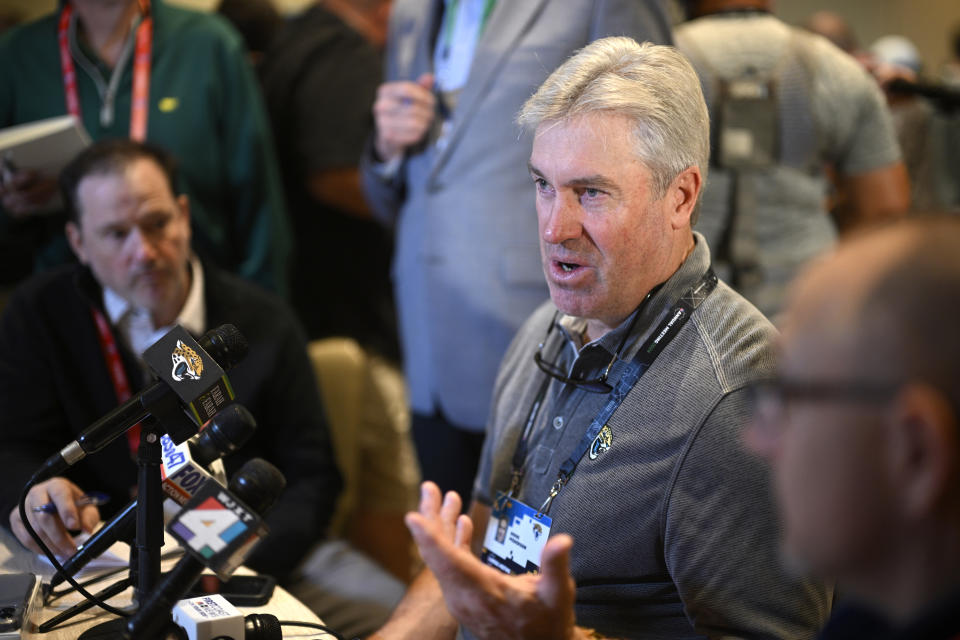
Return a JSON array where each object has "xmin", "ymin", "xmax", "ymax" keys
[
  {"xmin": 371, "ymin": 37, "xmax": 831, "ymax": 640},
  {"xmin": 747, "ymin": 217, "xmax": 960, "ymax": 640}
]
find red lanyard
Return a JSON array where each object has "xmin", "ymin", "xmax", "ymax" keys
[
  {"xmin": 91, "ymin": 308, "xmax": 142, "ymax": 458},
  {"xmin": 58, "ymin": 0, "xmax": 153, "ymax": 141}
]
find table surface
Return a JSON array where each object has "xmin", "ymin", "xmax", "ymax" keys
[{"xmin": 0, "ymin": 527, "xmax": 336, "ymax": 639}]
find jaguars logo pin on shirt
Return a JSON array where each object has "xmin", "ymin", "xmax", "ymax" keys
[{"xmin": 589, "ymin": 424, "xmax": 612, "ymax": 460}]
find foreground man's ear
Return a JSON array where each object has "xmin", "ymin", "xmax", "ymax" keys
[
  {"xmin": 667, "ymin": 165, "xmax": 702, "ymax": 229},
  {"xmin": 889, "ymin": 383, "xmax": 960, "ymax": 520}
]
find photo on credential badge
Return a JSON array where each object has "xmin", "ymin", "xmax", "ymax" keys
[{"xmin": 480, "ymin": 493, "xmax": 552, "ymax": 576}]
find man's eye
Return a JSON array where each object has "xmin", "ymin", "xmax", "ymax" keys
[
  {"xmin": 141, "ymin": 216, "xmax": 170, "ymax": 234},
  {"xmin": 579, "ymin": 187, "xmax": 606, "ymax": 205},
  {"xmin": 534, "ymin": 178, "xmax": 556, "ymax": 197}
]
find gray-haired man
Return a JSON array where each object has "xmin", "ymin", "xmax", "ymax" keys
[{"xmin": 372, "ymin": 38, "xmax": 832, "ymax": 640}]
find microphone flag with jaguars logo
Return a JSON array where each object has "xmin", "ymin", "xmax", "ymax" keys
[{"xmin": 143, "ymin": 325, "xmax": 235, "ymax": 438}]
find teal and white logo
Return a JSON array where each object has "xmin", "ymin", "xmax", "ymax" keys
[
  {"xmin": 171, "ymin": 339, "xmax": 203, "ymax": 382},
  {"xmin": 589, "ymin": 424, "xmax": 612, "ymax": 460}
]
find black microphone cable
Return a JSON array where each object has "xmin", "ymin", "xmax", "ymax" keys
[
  {"xmin": 18, "ymin": 469, "xmax": 131, "ymax": 619},
  {"xmin": 44, "ymin": 549, "xmax": 185, "ymax": 605},
  {"xmin": 46, "ymin": 403, "xmax": 258, "ymax": 591}
]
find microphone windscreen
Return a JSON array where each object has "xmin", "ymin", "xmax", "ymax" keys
[
  {"xmin": 227, "ymin": 459, "xmax": 286, "ymax": 516},
  {"xmin": 199, "ymin": 324, "xmax": 248, "ymax": 371},
  {"xmin": 192, "ymin": 404, "xmax": 257, "ymax": 467}
]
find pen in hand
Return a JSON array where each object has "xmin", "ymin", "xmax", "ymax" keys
[{"xmin": 32, "ymin": 492, "xmax": 110, "ymax": 514}]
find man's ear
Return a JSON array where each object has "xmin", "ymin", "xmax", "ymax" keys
[
  {"xmin": 888, "ymin": 383, "xmax": 959, "ymax": 520},
  {"xmin": 177, "ymin": 194, "xmax": 190, "ymax": 225},
  {"xmin": 65, "ymin": 221, "xmax": 87, "ymax": 265},
  {"xmin": 666, "ymin": 166, "xmax": 702, "ymax": 229}
]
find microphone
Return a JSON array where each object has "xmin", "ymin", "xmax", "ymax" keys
[
  {"xmin": 160, "ymin": 404, "xmax": 257, "ymax": 506},
  {"xmin": 172, "ymin": 595, "xmax": 285, "ymax": 640},
  {"xmin": 48, "ymin": 405, "xmax": 258, "ymax": 589},
  {"xmin": 125, "ymin": 459, "xmax": 286, "ymax": 640},
  {"xmin": 35, "ymin": 325, "xmax": 248, "ymax": 482}
]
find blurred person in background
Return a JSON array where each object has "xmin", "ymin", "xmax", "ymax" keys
[
  {"xmin": 257, "ymin": 0, "xmax": 400, "ymax": 360},
  {"xmin": 747, "ymin": 216, "xmax": 960, "ymax": 640},
  {"xmin": 675, "ymin": 0, "xmax": 909, "ymax": 321},
  {"xmin": 0, "ymin": 0, "xmax": 292, "ymax": 306}
]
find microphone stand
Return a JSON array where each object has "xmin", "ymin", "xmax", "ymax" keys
[
  {"xmin": 58, "ymin": 400, "xmax": 198, "ymax": 639},
  {"xmin": 44, "ymin": 416, "xmax": 162, "ymax": 637},
  {"xmin": 134, "ymin": 417, "xmax": 165, "ymax": 604}
]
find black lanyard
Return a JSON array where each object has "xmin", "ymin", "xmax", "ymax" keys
[{"xmin": 507, "ymin": 268, "xmax": 718, "ymax": 514}]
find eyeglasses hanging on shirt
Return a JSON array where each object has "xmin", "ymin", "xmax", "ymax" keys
[
  {"xmin": 533, "ymin": 286, "xmax": 660, "ymax": 394},
  {"xmin": 518, "ymin": 269, "xmax": 718, "ymax": 517}
]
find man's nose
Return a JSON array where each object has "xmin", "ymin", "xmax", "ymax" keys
[
  {"xmin": 127, "ymin": 227, "xmax": 158, "ymax": 262},
  {"xmin": 540, "ymin": 195, "xmax": 581, "ymax": 244}
]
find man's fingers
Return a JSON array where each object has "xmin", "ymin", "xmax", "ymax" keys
[
  {"xmin": 45, "ymin": 481, "xmax": 82, "ymax": 530},
  {"xmin": 439, "ymin": 491, "xmax": 462, "ymax": 539},
  {"xmin": 79, "ymin": 504, "xmax": 101, "ymax": 534},
  {"xmin": 26, "ymin": 506, "xmax": 77, "ymax": 557},
  {"xmin": 374, "ymin": 94, "xmax": 434, "ymax": 120},
  {"xmin": 9, "ymin": 169, "xmax": 39, "ymax": 188},
  {"xmin": 381, "ymin": 120, "xmax": 432, "ymax": 143},
  {"xmin": 416, "ymin": 72, "xmax": 434, "ymax": 89},
  {"xmin": 406, "ymin": 509, "xmax": 478, "ymax": 582},
  {"xmin": 0, "ymin": 172, "xmax": 57, "ymax": 216},
  {"xmin": 16, "ymin": 479, "xmax": 87, "ymax": 557},
  {"xmin": 2, "ymin": 193, "xmax": 38, "ymax": 217},
  {"xmin": 454, "ymin": 513, "xmax": 473, "ymax": 549},
  {"xmin": 372, "ymin": 80, "xmax": 436, "ymax": 161},
  {"xmin": 20, "ymin": 178, "xmax": 58, "ymax": 204},
  {"xmin": 405, "ymin": 510, "xmax": 451, "ymax": 575},
  {"xmin": 8, "ymin": 510, "xmax": 42, "ymax": 555},
  {"xmin": 405, "ymin": 511, "xmax": 428, "ymax": 544},
  {"xmin": 374, "ymin": 104, "xmax": 435, "ymax": 136},
  {"xmin": 538, "ymin": 534, "xmax": 576, "ymax": 609},
  {"xmin": 378, "ymin": 81, "xmax": 434, "ymax": 109},
  {"xmin": 418, "ymin": 481, "xmax": 444, "ymax": 516}
]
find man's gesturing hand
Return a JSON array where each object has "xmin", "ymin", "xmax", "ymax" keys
[{"xmin": 405, "ymin": 481, "xmax": 578, "ymax": 640}]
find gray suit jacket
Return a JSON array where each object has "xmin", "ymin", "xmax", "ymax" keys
[{"xmin": 361, "ymin": 0, "xmax": 672, "ymax": 431}]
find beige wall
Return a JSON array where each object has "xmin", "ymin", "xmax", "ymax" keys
[
  {"xmin": 774, "ymin": 0, "xmax": 959, "ymax": 76},
  {"xmin": 7, "ymin": 1, "xmax": 959, "ymax": 76}
]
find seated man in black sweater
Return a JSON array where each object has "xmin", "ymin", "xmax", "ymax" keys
[{"xmin": 0, "ymin": 139, "xmax": 341, "ymax": 582}]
